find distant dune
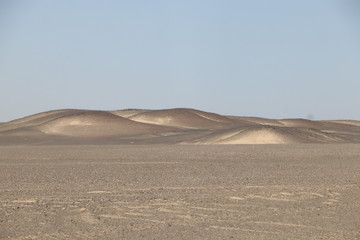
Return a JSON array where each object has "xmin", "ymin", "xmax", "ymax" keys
[
  {"xmin": 279, "ymin": 119, "xmax": 324, "ymax": 129},
  {"xmin": 0, "ymin": 108, "xmax": 359, "ymax": 144},
  {"xmin": 129, "ymin": 108, "xmax": 242, "ymax": 129},
  {"xmin": 0, "ymin": 110, "xmax": 174, "ymax": 141},
  {"xmin": 227, "ymin": 116, "xmax": 285, "ymax": 127},
  {"xmin": 324, "ymin": 120, "xmax": 360, "ymax": 127},
  {"xmin": 185, "ymin": 126, "xmax": 344, "ymax": 145},
  {"xmin": 110, "ymin": 109, "xmax": 150, "ymax": 118},
  {"xmin": 35, "ymin": 111, "xmax": 170, "ymax": 137}
]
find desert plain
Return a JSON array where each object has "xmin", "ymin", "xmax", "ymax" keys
[{"xmin": 1, "ymin": 108, "xmax": 360, "ymax": 239}]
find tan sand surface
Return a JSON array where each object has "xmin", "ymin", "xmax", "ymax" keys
[
  {"xmin": 0, "ymin": 144, "xmax": 359, "ymax": 239},
  {"xmin": 1, "ymin": 108, "xmax": 360, "ymax": 145},
  {"xmin": 110, "ymin": 109, "xmax": 150, "ymax": 118},
  {"xmin": 129, "ymin": 108, "xmax": 241, "ymax": 129},
  {"xmin": 185, "ymin": 126, "xmax": 344, "ymax": 144}
]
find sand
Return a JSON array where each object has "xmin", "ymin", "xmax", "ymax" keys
[
  {"xmin": 129, "ymin": 108, "xmax": 240, "ymax": 129},
  {"xmin": 0, "ymin": 108, "xmax": 360, "ymax": 144},
  {"xmin": 0, "ymin": 144, "xmax": 359, "ymax": 239},
  {"xmin": 1, "ymin": 108, "xmax": 360, "ymax": 239}
]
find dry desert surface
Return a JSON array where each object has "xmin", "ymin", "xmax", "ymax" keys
[{"xmin": 1, "ymin": 108, "xmax": 360, "ymax": 239}]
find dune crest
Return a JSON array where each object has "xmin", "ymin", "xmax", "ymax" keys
[
  {"xmin": 36, "ymin": 111, "xmax": 171, "ymax": 137},
  {"xmin": 129, "ymin": 108, "xmax": 241, "ymax": 129},
  {"xmin": 185, "ymin": 126, "xmax": 345, "ymax": 145},
  {"xmin": 0, "ymin": 108, "xmax": 359, "ymax": 144},
  {"xmin": 279, "ymin": 119, "xmax": 324, "ymax": 129},
  {"xmin": 111, "ymin": 109, "xmax": 150, "ymax": 118},
  {"xmin": 324, "ymin": 120, "xmax": 360, "ymax": 127}
]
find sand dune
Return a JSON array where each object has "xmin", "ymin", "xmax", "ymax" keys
[
  {"xmin": 0, "ymin": 109, "xmax": 81, "ymax": 132},
  {"xmin": 0, "ymin": 128, "xmax": 48, "ymax": 137},
  {"xmin": 36, "ymin": 111, "xmax": 171, "ymax": 137},
  {"xmin": 110, "ymin": 109, "xmax": 150, "ymax": 118},
  {"xmin": 279, "ymin": 119, "xmax": 324, "ymax": 129},
  {"xmin": 1, "ymin": 108, "xmax": 359, "ymax": 144},
  {"xmin": 129, "ymin": 108, "xmax": 242, "ymax": 129},
  {"xmin": 324, "ymin": 120, "xmax": 360, "ymax": 127},
  {"xmin": 185, "ymin": 126, "xmax": 345, "ymax": 145},
  {"xmin": 0, "ymin": 110, "xmax": 174, "ymax": 139},
  {"xmin": 228, "ymin": 116, "xmax": 285, "ymax": 126}
]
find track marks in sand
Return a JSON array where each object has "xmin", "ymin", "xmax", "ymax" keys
[
  {"xmin": 208, "ymin": 225, "xmax": 281, "ymax": 235},
  {"xmin": 87, "ymin": 191, "xmax": 112, "ymax": 194},
  {"xmin": 11, "ymin": 199, "xmax": 37, "ymax": 203},
  {"xmin": 1, "ymin": 185, "xmax": 350, "ymax": 239},
  {"xmin": 229, "ymin": 192, "xmax": 342, "ymax": 208},
  {"xmin": 230, "ymin": 194, "xmax": 298, "ymax": 202},
  {"xmin": 247, "ymin": 221, "xmax": 325, "ymax": 230},
  {"xmin": 113, "ymin": 161, "xmax": 181, "ymax": 165}
]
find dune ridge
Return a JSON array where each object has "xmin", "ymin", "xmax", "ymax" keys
[
  {"xmin": 324, "ymin": 120, "xmax": 360, "ymax": 127},
  {"xmin": 110, "ymin": 109, "xmax": 150, "ymax": 118},
  {"xmin": 0, "ymin": 110, "xmax": 175, "ymax": 140},
  {"xmin": 129, "ymin": 108, "xmax": 242, "ymax": 129},
  {"xmin": 186, "ymin": 126, "xmax": 345, "ymax": 145},
  {"xmin": 0, "ymin": 108, "xmax": 359, "ymax": 144},
  {"xmin": 36, "ymin": 111, "xmax": 171, "ymax": 137}
]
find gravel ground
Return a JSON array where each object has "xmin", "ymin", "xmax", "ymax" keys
[{"xmin": 1, "ymin": 144, "xmax": 360, "ymax": 239}]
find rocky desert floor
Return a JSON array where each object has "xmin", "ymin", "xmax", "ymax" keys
[{"xmin": 1, "ymin": 144, "xmax": 359, "ymax": 239}]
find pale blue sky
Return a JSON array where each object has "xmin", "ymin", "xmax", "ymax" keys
[{"xmin": 1, "ymin": 0, "xmax": 359, "ymax": 121}]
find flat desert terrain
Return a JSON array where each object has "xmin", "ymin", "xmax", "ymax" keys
[
  {"xmin": 1, "ymin": 144, "xmax": 360, "ymax": 239},
  {"xmin": 1, "ymin": 108, "xmax": 360, "ymax": 239}
]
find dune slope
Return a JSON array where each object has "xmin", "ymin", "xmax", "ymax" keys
[
  {"xmin": 129, "ymin": 108, "xmax": 244, "ymax": 129},
  {"xmin": 0, "ymin": 110, "xmax": 174, "ymax": 139},
  {"xmin": 36, "ymin": 111, "xmax": 172, "ymax": 137},
  {"xmin": 1, "ymin": 108, "xmax": 359, "ymax": 144},
  {"xmin": 186, "ymin": 126, "xmax": 345, "ymax": 144}
]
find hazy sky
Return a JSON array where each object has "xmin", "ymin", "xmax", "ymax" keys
[{"xmin": 1, "ymin": 0, "xmax": 359, "ymax": 121}]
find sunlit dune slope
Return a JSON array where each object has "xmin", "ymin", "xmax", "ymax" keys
[
  {"xmin": 129, "ymin": 108, "xmax": 244, "ymax": 129},
  {"xmin": 1, "ymin": 108, "xmax": 359, "ymax": 144},
  {"xmin": 37, "ymin": 111, "xmax": 172, "ymax": 137},
  {"xmin": 0, "ymin": 110, "xmax": 173, "ymax": 138},
  {"xmin": 279, "ymin": 119, "xmax": 324, "ymax": 129},
  {"xmin": 185, "ymin": 125, "xmax": 345, "ymax": 144},
  {"xmin": 324, "ymin": 120, "xmax": 360, "ymax": 127},
  {"xmin": 227, "ymin": 116, "xmax": 285, "ymax": 126},
  {"xmin": 0, "ymin": 109, "xmax": 81, "ymax": 132},
  {"xmin": 111, "ymin": 109, "xmax": 150, "ymax": 118}
]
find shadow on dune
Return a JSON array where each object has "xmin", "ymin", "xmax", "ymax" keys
[{"xmin": 0, "ymin": 108, "xmax": 359, "ymax": 145}]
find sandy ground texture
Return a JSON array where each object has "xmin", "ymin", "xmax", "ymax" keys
[{"xmin": 1, "ymin": 144, "xmax": 360, "ymax": 239}]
